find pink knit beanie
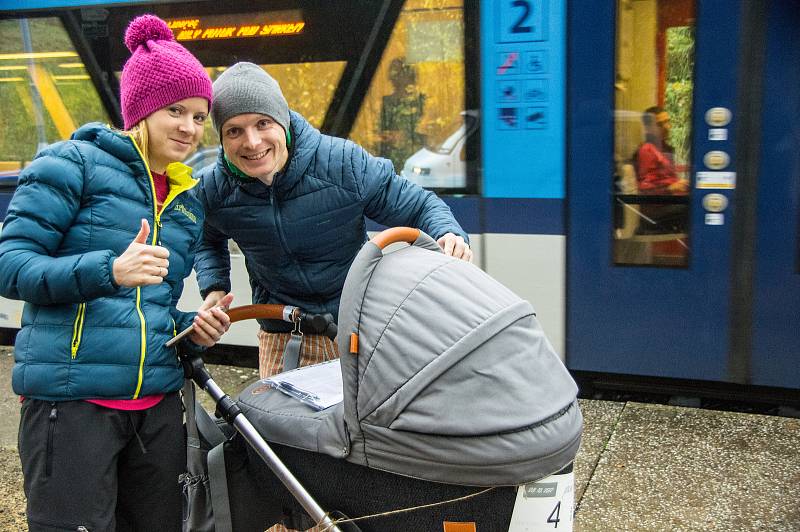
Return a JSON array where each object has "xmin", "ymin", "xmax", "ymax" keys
[{"xmin": 120, "ymin": 14, "xmax": 212, "ymax": 129}]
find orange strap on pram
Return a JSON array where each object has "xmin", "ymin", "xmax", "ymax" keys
[{"xmin": 370, "ymin": 227, "xmax": 420, "ymax": 249}]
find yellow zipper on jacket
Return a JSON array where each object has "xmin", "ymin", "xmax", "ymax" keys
[
  {"xmin": 128, "ymin": 137, "xmax": 199, "ymax": 398},
  {"xmin": 70, "ymin": 303, "xmax": 86, "ymax": 359},
  {"xmin": 132, "ymin": 286, "xmax": 147, "ymax": 398}
]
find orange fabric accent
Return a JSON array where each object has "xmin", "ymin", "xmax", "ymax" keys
[
  {"xmin": 443, "ymin": 522, "xmax": 477, "ymax": 532},
  {"xmin": 266, "ymin": 521, "xmax": 325, "ymax": 532},
  {"xmin": 349, "ymin": 333, "xmax": 358, "ymax": 354}
]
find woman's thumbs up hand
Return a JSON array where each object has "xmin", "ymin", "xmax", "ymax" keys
[{"xmin": 112, "ymin": 219, "xmax": 171, "ymax": 287}]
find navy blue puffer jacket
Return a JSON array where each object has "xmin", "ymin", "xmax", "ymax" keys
[
  {"xmin": 0, "ymin": 123, "xmax": 204, "ymax": 401},
  {"xmin": 194, "ymin": 112, "xmax": 467, "ymax": 330}
]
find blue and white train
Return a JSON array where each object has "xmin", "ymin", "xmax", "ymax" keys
[{"xmin": 0, "ymin": 0, "xmax": 797, "ymax": 398}]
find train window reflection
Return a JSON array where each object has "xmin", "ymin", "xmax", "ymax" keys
[
  {"xmin": 428, "ymin": 111, "xmax": 477, "ymax": 154},
  {"xmin": 0, "ymin": 18, "xmax": 110, "ymax": 172},
  {"xmin": 262, "ymin": 62, "xmax": 345, "ymax": 129},
  {"xmin": 612, "ymin": 0, "xmax": 695, "ymax": 267},
  {"xmin": 349, "ymin": 0, "xmax": 469, "ymax": 192}
]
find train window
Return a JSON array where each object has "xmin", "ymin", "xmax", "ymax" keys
[
  {"xmin": 7, "ymin": 3, "xmax": 476, "ymax": 187},
  {"xmin": 612, "ymin": 0, "xmax": 694, "ymax": 267},
  {"xmin": 348, "ymin": 0, "xmax": 470, "ymax": 193},
  {"xmin": 80, "ymin": 2, "xmax": 431, "ymax": 173},
  {"xmin": 0, "ymin": 17, "xmax": 110, "ymax": 171}
]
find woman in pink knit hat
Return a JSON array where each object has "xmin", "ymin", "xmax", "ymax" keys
[{"xmin": 0, "ymin": 14, "xmax": 232, "ymax": 531}]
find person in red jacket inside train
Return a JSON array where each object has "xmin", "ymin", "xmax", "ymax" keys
[
  {"xmin": 634, "ymin": 106, "xmax": 689, "ymax": 194},
  {"xmin": 632, "ymin": 106, "xmax": 689, "ymax": 234}
]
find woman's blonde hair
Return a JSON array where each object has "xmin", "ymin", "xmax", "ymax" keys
[{"xmin": 123, "ymin": 121, "xmax": 150, "ymax": 167}]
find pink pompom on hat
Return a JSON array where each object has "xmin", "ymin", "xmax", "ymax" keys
[{"xmin": 120, "ymin": 14, "xmax": 212, "ymax": 129}]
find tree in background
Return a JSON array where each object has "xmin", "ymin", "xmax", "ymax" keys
[{"xmin": 665, "ymin": 25, "xmax": 694, "ymax": 170}]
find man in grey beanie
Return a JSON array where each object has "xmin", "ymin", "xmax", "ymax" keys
[
  {"xmin": 193, "ymin": 62, "xmax": 470, "ymax": 387},
  {"xmin": 207, "ymin": 62, "xmax": 291, "ymax": 186}
]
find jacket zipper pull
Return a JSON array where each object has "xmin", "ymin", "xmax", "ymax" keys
[{"xmin": 46, "ymin": 403, "xmax": 57, "ymax": 477}]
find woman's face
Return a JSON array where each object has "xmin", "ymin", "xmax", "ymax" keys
[{"xmin": 144, "ymin": 97, "xmax": 209, "ymax": 173}]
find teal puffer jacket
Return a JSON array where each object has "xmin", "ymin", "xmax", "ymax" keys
[
  {"xmin": 0, "ymin": 123, "xmax": 204, "ymax": 401},
  {"xmin": 193, "ymin": 111, "xmax": 467, "ymax": 330}
]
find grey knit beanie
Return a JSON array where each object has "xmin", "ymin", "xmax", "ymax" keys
[{"xmin": 211, "ymin": 62, "xmax": 290, "ymax": 134}]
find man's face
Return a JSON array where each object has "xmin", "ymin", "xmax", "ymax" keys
[{"xmin": 221, "ymin": 113, "xmax": 288, "ymax": 186}]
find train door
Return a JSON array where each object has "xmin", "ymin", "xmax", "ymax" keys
[
  {"xmin": 749, "ymin": 1, "xmax": 800, "ymax": 389},
  {"xmin": 567, "ymin": 0, "xmax": 799, "ymax": 389}
]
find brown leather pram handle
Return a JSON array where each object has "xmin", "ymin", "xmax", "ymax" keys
[
  {"xmin": 370, "ymin": 227, "xmax": 421, "ymax": 249},
  {"xmin": 226, "ymin": 304, "xmax": 296, "ymax": 323},
  {"xmin": 166, "ymin": 304, "xmax": 301, "ymax": 347}
]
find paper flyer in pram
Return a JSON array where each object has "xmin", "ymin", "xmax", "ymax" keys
[{"xmin": 265, "ymin": 359, "xmax": 343, "ymax": 410}]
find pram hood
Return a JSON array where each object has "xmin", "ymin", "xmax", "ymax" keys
[{"xmin": 238, "ymin": 230, "xmax": 582, "ymax": 486}]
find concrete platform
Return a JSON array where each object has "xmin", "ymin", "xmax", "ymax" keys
[
  {"xmin": 0, "ymin": 346, "xmax": 798, "ymax": 530},
  {"xmin": 574, "ymin": 401, "xmax": 800, "ymax": 531}
]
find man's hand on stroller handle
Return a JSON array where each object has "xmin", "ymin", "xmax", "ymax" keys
[
  {"xmin": 370, "ymin": 227, "xmax": 472, "ymax": 262},
  {"xmin": 166, "ymin": 292, "xmax": 234, "ymax": 348},
  {"xmin": 199, "ymin": 290, "xmax": 228, "ymax": 311},
  {"xmin": 437, "ymin": 232, "xmax": 472, "ymax": 262},
  {"xmin": 166, "ymin": 300, "xmax": 338, "ymax": 347}
]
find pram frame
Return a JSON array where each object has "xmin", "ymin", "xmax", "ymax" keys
[
  {"xmin": 181, "ymin": 305, "xmax": 344, "ymax": 532},
  {"xmin": 182, "ymin": 227, "xmax": 578, "ymax": 530},
  {"xmin": 179, "ymin": 228, "xmax": 424, "ymax": 531}
]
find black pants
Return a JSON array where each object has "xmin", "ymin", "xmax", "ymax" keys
[{"xmin": 18, "ymin": 393, "xmax": 185, "ymax": 532}]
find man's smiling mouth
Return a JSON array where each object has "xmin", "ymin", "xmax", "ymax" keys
[{"xmin": 242, "ymin": 149, "xmax": 269, "ymax": 161}]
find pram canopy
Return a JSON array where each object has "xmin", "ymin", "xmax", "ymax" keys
[{"xmin": 238, "ymin": 229, "xmax": 582, "ymax": 486}]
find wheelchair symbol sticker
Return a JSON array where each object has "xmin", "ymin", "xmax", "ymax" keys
[{"xmin": 525, "ymin": 51, "xmax": 547, "ymax": 74}]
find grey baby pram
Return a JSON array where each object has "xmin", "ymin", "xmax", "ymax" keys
[{"xmin": 185, "ymin": 227, "xmax": 583, "ymax": 530}]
